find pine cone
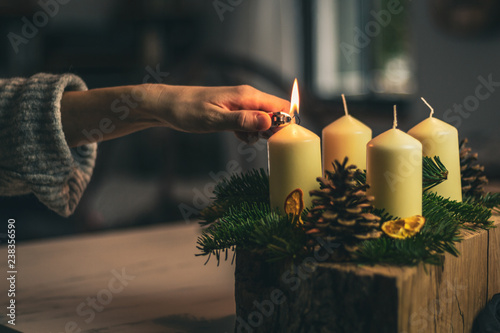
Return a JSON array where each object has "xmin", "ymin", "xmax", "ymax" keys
[
  {"xmin": 303, "ymin": 157, "xmax": 382, "ymax": 261},
  {"xmin": 460, "ymin": 138, "xmax": 488, "ymax": 198}
]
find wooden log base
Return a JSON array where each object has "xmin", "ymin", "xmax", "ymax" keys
[{"xmin": 234, "ymin": 213, "xmax": 500, "ymax": 333}]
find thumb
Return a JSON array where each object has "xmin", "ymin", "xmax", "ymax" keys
[{"xmin": 222, "ymin": 111, "xmax": 271, "ymax": 132}]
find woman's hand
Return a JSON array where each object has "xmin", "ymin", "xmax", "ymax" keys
[
  {"xmin": 61, "ymin": 84, "xmax": 290, "ymax": 147},
  {"xmin": 143, "ymin": 84, "xmax": 290, "ymax": 143}
]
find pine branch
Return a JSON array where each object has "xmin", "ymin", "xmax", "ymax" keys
[
  {"xmin": 423, "ymin": 156, "xmax": 448, "ymax": 192},
  {"xmin": 251, "ymin": 214, "xmax": 307, "ymax": 262},
  {"xmin": 199, "ymin": 168, "xmax": 269, "ymax": 225},
  {"xmin": 197, "ymin": 169, "xmax": 307, "ymax": 265},
  {"xmin": 464, "ymin": 192, "xmax": 500, "ymax": 213},
  {"xmin": 424, "ymin": 192, "xmax": 493, "ymax": 229},
  {"xmin": 196, "ymin": 202, "xmax": 271, "ymax": 262},
  {"xmin": 357, "ymin": 192, "xmax": 462, "ymax": 265},
  {"xmin": 195, "ymin": 159, "xmax": 496, "ymax": 267},
  {"xmin": 356, "ymin": 237, "xmax": 445, "ymax": 266},
  {"xmin": 196, "ymin": 202, "xmax": 306, "ymax": 264},
  {"xmin": 372, "ymin": 209, "xmax": 395, "ymax": 223}
]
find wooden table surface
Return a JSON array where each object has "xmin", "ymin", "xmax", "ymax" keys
[{"xmin": 0, "ymin": 222, "xmax": 236, "ymax": 333}]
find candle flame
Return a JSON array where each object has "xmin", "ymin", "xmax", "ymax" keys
[{"xmin": 290, "ymin": 78, "xmax": 299, "ymax": 116}]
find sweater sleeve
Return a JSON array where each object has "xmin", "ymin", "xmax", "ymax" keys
[{"xmin": 0, "ymin": 73, "xmax": 97, "ymax": 217}]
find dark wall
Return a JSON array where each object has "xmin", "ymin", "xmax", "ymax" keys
[{"xmin": 410, "ymin": 1, "xmax": 500, "ymax": 175}]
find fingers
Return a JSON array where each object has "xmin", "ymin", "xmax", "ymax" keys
[
  {"xmin": 223, "ymin": 85, "xmax": 290, "ymax": 114},
  {"xmin": 220, "ymin": 110, "xmax": 272, "ymax": 132},
  {"xmin": 212, "ymin": 85, "xmax": 290, "ymax": 137},
  {"xmin": 162, "ymin": 85, "xmax": 288, "ymax": 137}
]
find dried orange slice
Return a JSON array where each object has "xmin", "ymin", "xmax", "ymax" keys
[
  {"xmin": 381, "ymin": 215, "xmax": 426, "ymax": 239},
  {"xmin": 284, "ymin": 188, "xmax": 304, "ymax": 218}
]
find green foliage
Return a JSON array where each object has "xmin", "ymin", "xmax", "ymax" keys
[
  {"xmin": 199, "ymin": 168, "xmax": 269, "ymax": 225},
  {"xmin": 196, "ymin": 160, "xmax": 497, "ymax": 266},
  {"xmin": 196, "ymin": 202, "xmax": 271, "ymax": 263},
  {"xmin": 356, "ymin": 193, "xmax": 462, "ymax": 265},
  {"xmin": 251, "ymin": 214, "xmax": 307, "ymax": 262},
  {"xmin": 423, "ymin": 156, "xmax": 448, "ymax": 192},
  {"xmin": 197, "ymin": 201, "xmax": 306, "ymax": 263},
  {"xmin": 424, "ymin": 192, "xmax": 493, "ymax": 229},
  {"xmin": 464, "ymin": 192, "xmax": 500, "ymax": 213}
]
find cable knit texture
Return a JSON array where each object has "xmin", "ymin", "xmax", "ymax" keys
[{"xmin": 0, "ymin": 73, "xmax": 97, "ymax": 217}]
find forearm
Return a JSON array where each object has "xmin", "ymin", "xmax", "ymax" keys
[
  {"xmin": 0, "ymin": 73, "xmax": 97, "ymax": 217},
  {"xmin": 61, "ymin": 82, "xmax": 287, "ymax": 147},
  {"xmin": 60, "ymin": 84, "xmax": 163, "ymax": 147}
]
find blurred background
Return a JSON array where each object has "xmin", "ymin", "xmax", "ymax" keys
[{"xmin": 1, "ymin": 0, "xmax": 499, "ymax": 240}]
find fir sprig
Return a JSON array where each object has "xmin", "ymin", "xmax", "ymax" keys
[
  {"xmin": 356, "ymin": 192, "xmax": 462, "ymax": 265},
  {"xmin": 424, "ymin": 192, "xmax": 493, "ymax": 229},
  {"xmin": 197, "ymin": 197, "xmax": 308, "ymax": 264},
  {"xmin": 423, "ymin": 156, "xmax": 448, "ymax": 192},
  {"xmin": 199, "ymin": 168, "xmax": 269, "ymax": 225},
  {"xmin": 196, "ymin": 202, "xmax": 272, "ymax": 263},
  {"xmin": 196, "ymin": 159, "xmax": 497, "ymax": 266},
  {"xmin": 251, "ymin": 213, "xmax": 307, "ymax": 262},
  {"xmin": 464, "ymin": 192, "xmax": 500, "ymax": 213}
]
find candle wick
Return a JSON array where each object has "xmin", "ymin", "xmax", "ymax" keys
[
  {"xmin": 393, "ymin": 105, "xmax": 398, "ymax": 129},
  {"xmin": 294, "ymin": 113, "xmax": 301, "ymax": 125},
  {"xmin": 421, "ymin": 97, "xmax": 434, "ymax": 118},
  {"xmin": 341, "ymin": 94, "xmax": 349, "ymax": 117}
]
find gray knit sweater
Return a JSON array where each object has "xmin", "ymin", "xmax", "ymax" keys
[{"xmin": 0, "ymin": 73, "xmax": 97, "ymax": 217}]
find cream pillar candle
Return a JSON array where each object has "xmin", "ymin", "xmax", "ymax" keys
[
  {"xmin": 408, "ymin": 98, "xmax": 462, "ymax": 202},
  {"xmin": 366, "ymin": 107, "xmax": 422, "ymax": 218},
  {"xmin": 268, "ymin": 80, "xmax": 322, "ymax": 212},
  {"xmin": 322, "ymin": 94, "xmax": 372, "ymax": 173}
]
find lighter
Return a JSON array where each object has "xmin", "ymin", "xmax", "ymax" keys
[{"xmin": 268, "ymin": 112, "xmax": 298, "ymax": 128}]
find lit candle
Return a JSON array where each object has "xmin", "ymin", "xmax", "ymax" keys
[
  {"xmin": 366, "ymin": 106, "xmax": 422, "ymax": 218},
  {"xmin": 322, "ymin": 94, "xmax": 372, "ymax": 173},
  {"xmin": 408, "ymin": 98, "xmax": 462, "ymax": 202},
  {"xmin": 268, "ymin": 79, "xmax": 322, "ymax": 212}
]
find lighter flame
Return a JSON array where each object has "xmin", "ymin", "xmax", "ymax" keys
[{"xmin": 290, "ymin": 78, "xmax": 299, "ymax": 116}]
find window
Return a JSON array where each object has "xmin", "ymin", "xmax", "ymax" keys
[{"xmin": 308, "ymin": 0, "xmax": 415, "ymax": 99}]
